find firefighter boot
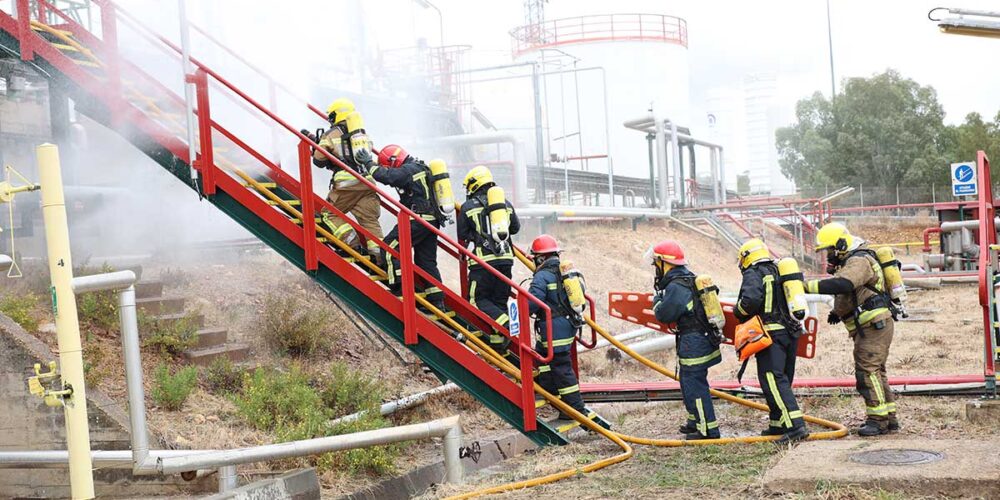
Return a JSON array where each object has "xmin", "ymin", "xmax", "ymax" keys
[{"xmin": 858, "ymin": 419, "xmax": 888, "ymax": 437}]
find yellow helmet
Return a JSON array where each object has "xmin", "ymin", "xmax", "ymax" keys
[
  {"xmin": 815, "ymin": 222, "xmax": 854, "ymax": 253},
  {"xmin": 738, "ymin": 238, "xmax": 771, "ymax": 270},
  {"xmin": 463, "ymin": 165, "xmax": 494, "ymax": 194},
  {"xmin": 326, "ymin": 98, "xmax": 355, "ymax": 124}
]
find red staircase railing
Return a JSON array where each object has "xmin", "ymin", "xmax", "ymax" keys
[{"xmin": 1, "ymin": 0, "xmax": 558, "ymax": 431}]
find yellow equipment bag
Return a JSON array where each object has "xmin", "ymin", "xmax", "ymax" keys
[
  {"xmin": 428, "ymin": 159, "xmax": 455, "ymax": 215},
  {"xmin": 734, "ymin": 315, "xmax": 772, "ymax": 362}
]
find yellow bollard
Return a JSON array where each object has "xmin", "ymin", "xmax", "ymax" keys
[{"xmin": 37, "ymin": 144, "xmax": 95, "ymax": 499}]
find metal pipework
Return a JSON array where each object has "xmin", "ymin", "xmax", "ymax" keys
[
  {"xmin": 157, "ymin": 416, "xmax": 464, "ymax": 484},
  {"xmin": 0, "ymin": 450, "xmax": 197, "ymax": 469},
  {"xmin": 69, "ymin": 270, "xmax": 158, "ymax": 475},
  {"xmin": 593, "ymin": 327, "xmax": 657, "ymax": 350},
  {"xmin": 0, "ymin": 254, "xmax": 12, "ymax": 273},
  {"xmin": 329, "ymin": 382, "xmax": 460, "ymax": 426},
  {"xmin": 420, "ymin": 133, "xmax": 528, "ymax": 206}
]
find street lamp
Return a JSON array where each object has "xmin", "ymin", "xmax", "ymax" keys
[{"xmin": 413, "ymin": 0, "xmax": 445, "ymax": 47}]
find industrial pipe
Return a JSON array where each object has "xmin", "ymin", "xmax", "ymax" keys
[
  {"xmin": 922, "ymin": 227, "xmax": 941, "ymax": 252},
  {"xmin": 329, "ymin": 382, "xmax": 461, "ymax": 426},
  {"xmin": 0, "ymin": 450, "xmax": 197, "ymax": 469},
  {"xmin": 593, "ymin": 328, "xmax": 657, "ymax": 350},
  {"xmin": 517, "ymin": 205, "xmax": 686, "ymax": 220},
  {"xmin": 420, "ymin": 133, "xmax": 528, "ymax": 206},
  {"xmin": 0, "ymin": 254, "xmax": 12, "ymax": 274},
  {"xmin": 606, "ymin": 334, "xmax": 676, "ymax": 360},
  {"xmin": 157, "ymin": 415, "xmax": 464, "ymax": 484}
]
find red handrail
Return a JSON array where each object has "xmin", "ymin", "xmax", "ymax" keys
[
  {"xmin": 976, "ymin": 151, "xmax": 996, "ymax": 381},
  {"xmin": 510, "ymin": 13, "xmax": 688, "ymax": 57}
]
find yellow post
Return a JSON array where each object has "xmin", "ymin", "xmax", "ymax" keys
[{"xmin": 37, "ymin": 143, "xmax": 95, "ymax": 499}]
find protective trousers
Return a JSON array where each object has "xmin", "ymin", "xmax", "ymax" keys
[
  {"xmin": 325, "ymin": 188, "xmax": 383, "ymax": 254},
  {"xmin": 677, "ymin": 332, "xmax": 721, "ymax": 438},
  {"xmin": 854, "ymin": 320, "xmax": 897, "ymax": 426},
  {"xmin": 536, "ymin": 349, "xmax": 586, "ymax": 415},
  {"xmin": 383, "ymin": 219, "xmax": 443, "ymax": 306},
  {"xmin": 756, "ymin": 332, "xmax": 805, "ymax": 432},
  {"xmin": 468, "ymin": 261, "xmax": 514, "ymax": 359}
]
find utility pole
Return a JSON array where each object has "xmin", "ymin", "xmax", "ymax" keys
[
  {"xmin": 38, "ymin": 144, "xmax": 95, "ymax": 499},
  {"xmin": 826, "ymin": 0, "xmax": 836, "ymax": 97}
]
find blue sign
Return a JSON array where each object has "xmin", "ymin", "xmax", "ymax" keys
[
  {"xmin": 508, "ymin": 301, "xmax": 520, "ymax": 337},
  {"xmin": 951, "ymin": 162, "xmax": 978, "ymax": 197},
  {"xmin": 955, "ymin": 164, "xmax": 974, "ymax": 183}
]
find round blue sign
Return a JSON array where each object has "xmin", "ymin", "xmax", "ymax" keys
[{"xmin": 955, "ymin": 164, "xmax": 975, "ymax": 183}]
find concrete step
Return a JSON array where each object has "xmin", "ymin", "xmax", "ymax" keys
[
  {"xmin": 149, "ymin": 313, "xmax": 204, "ymax": 332},
  {"xmin": 194, "ymin": 327, "xmax": 228, "ymax": 349},
  {"xmin": 135, "ymin": 281, "xmax": 164, "ymax": 299},
  {"xmin": 184, "ymin": 343, "xmax": 251, "ymax": 366},
  {"xmin": 136, "ymin": 296, "xmax": 186, "ymax": 315}
]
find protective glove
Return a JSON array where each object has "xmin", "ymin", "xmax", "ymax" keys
[
  {"xmin": 827, "ymin": 311, "xmax": 841, "ymax": 325},
  {"xmin": 354, "ymin": 148, "xmax": 374, "ymax": 168}
]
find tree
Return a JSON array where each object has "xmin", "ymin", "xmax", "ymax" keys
[
  {"xmin": 776, "ymin": 70, "xmax": 950, "ymax": 189},
  {"xmin": 948, "ymin": 111, "xmax": 1000, "ymax": 169}
]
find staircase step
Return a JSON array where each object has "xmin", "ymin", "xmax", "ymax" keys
[
  {"xmin": 135, "ymin": 281, "xmax": 164, "ymax": 299},
  {"xmin": 136, "ymin": 295, "xmax": 186, "ymax": 315},
  {"xmin": 184, "ymin": 343, "xmax": 250, "ymax": 366},
  {"xmin": 149, "ymin": 312, "xmax": 204, "ymax": 332},
  {"xmin": 243, "ymin": 182, "xmax": 277, "ymax": 189},
  {"xmin": 194, "ymin": 327, "xmax": 229, "ymax": 349}
]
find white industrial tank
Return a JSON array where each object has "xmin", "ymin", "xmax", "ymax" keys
[{"xmin": 510, "ymin": 12, "xmax": 692, "ymax": 200}]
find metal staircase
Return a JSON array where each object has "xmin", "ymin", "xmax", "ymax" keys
[{"xmin": 0, "ymin": 0, "xmax": 570, "ymax": 445}]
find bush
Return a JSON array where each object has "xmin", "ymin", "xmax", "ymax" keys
[
  {"xmin": 320, "ymin": 361, "xmax": 387, "ymax": 417},
  {"xmin": 232, "ymin": 366, "xmax": 400, "ymax": 475},
  {"xmin": 324, "ymin": 413, "xmax": 400, "ymax": 475},
  {"xmin": 233, "ymin": 366, "xmax": 329, "ymax": 441},
  {"xmin": 152, "ymin": 364, "xmax": 198, "ymax": 410},
  {"xmin": 261, "ymin": 295, "xmax": 332, "ymax": 357},
  {"xmin": 204, "ymin": 357, "xmax": 243, "ymax": 395},
  {"xmin": 141, "ymin": 312, "xmax": 199, "ymax": 357},
  {"xmin": 0, "ymin": 293, "xmax": 40, "ymax": 332},
  {"xmin": 77, "ymin": 289, "xmax": 118, "ymax": 331}
]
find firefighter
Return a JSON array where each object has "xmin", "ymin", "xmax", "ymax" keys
[
  {"xmin": 359, "ymin": 145, "xmax": 445, "ymax": 309},
  {"xmin": 528, "ymin": 234, "xmax": 610, "ymax": 429},
  {"xmin": 311, "ymin": 98, "xmax": 383, "ymax": 260},
  {"xmin": 734, "ymin": 238, "xmax": 809, "ymax": 443},
  {"xmin": 456, "ymin": 165, "xmax": 520, "ymax": 359},
  {"xmin": 806, "ymin": 222, "xmax": 900, "ymax": 437},
  {"xmin": 650, "ymin": 239, "xmax": 722, "ymax": 440}
]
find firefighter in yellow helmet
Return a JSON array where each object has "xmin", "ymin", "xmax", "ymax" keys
[
  {"xmin": 309, "ymin": 98, "xmax": 383, "ymax": 261},
  {"xmin": 734, "ymin": 238, "xmax": 808, "ymax": 443},
  {"xmin": 456, "ymin": 165, "xmax": 520, "ymax": 360},
  {"xmin": 805, "ymin": 222, "xmax": 900, "ymax": 436}
]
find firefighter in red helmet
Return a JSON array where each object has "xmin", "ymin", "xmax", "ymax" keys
[
  {"xmin": 361, "ymin": 144, "xmax": 447, "ymax": 309},
  {"xmin": 528, "ymin": 234, "xmax": 610, "ymax": 430},
  {"xmin": 650, "ymin": 239, "xmax": 723, "ymax": 440}
]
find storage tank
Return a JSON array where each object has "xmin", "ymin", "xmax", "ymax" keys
[{"xmin": 509, "ymin": 13, "xmax": 691, "ymax": 204}]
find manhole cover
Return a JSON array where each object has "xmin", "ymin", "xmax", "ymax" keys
[{"xmin": 849, "ymin": 449, "xmax": 944, "ymax": 466}]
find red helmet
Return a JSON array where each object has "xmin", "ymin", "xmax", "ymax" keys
[
  {"xmin": 530, "ymin": 234, "xmax": 561, "ymax": 255},
  {"xmin": 377, "ymin": 144, "xmax": 409, "ymax": 168},
  {"xmin": 651, "ymin": 239, "xmax": 686, "ymax": 265}
]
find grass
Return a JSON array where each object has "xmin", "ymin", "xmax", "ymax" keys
[
  {"xmin": 232, "ymin": 364, "xmax": 399, "ymax": 475},
  {"xmin": 0, "ymin": 292, "xmax": 41, "ymax": 332},
  {"xmin": 151, "ymin": 364, "xmax": 199, "ymax": 411},
  {"xmin": 260, "ymin": 294, "xmax": 333, "ymax": 357}
]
